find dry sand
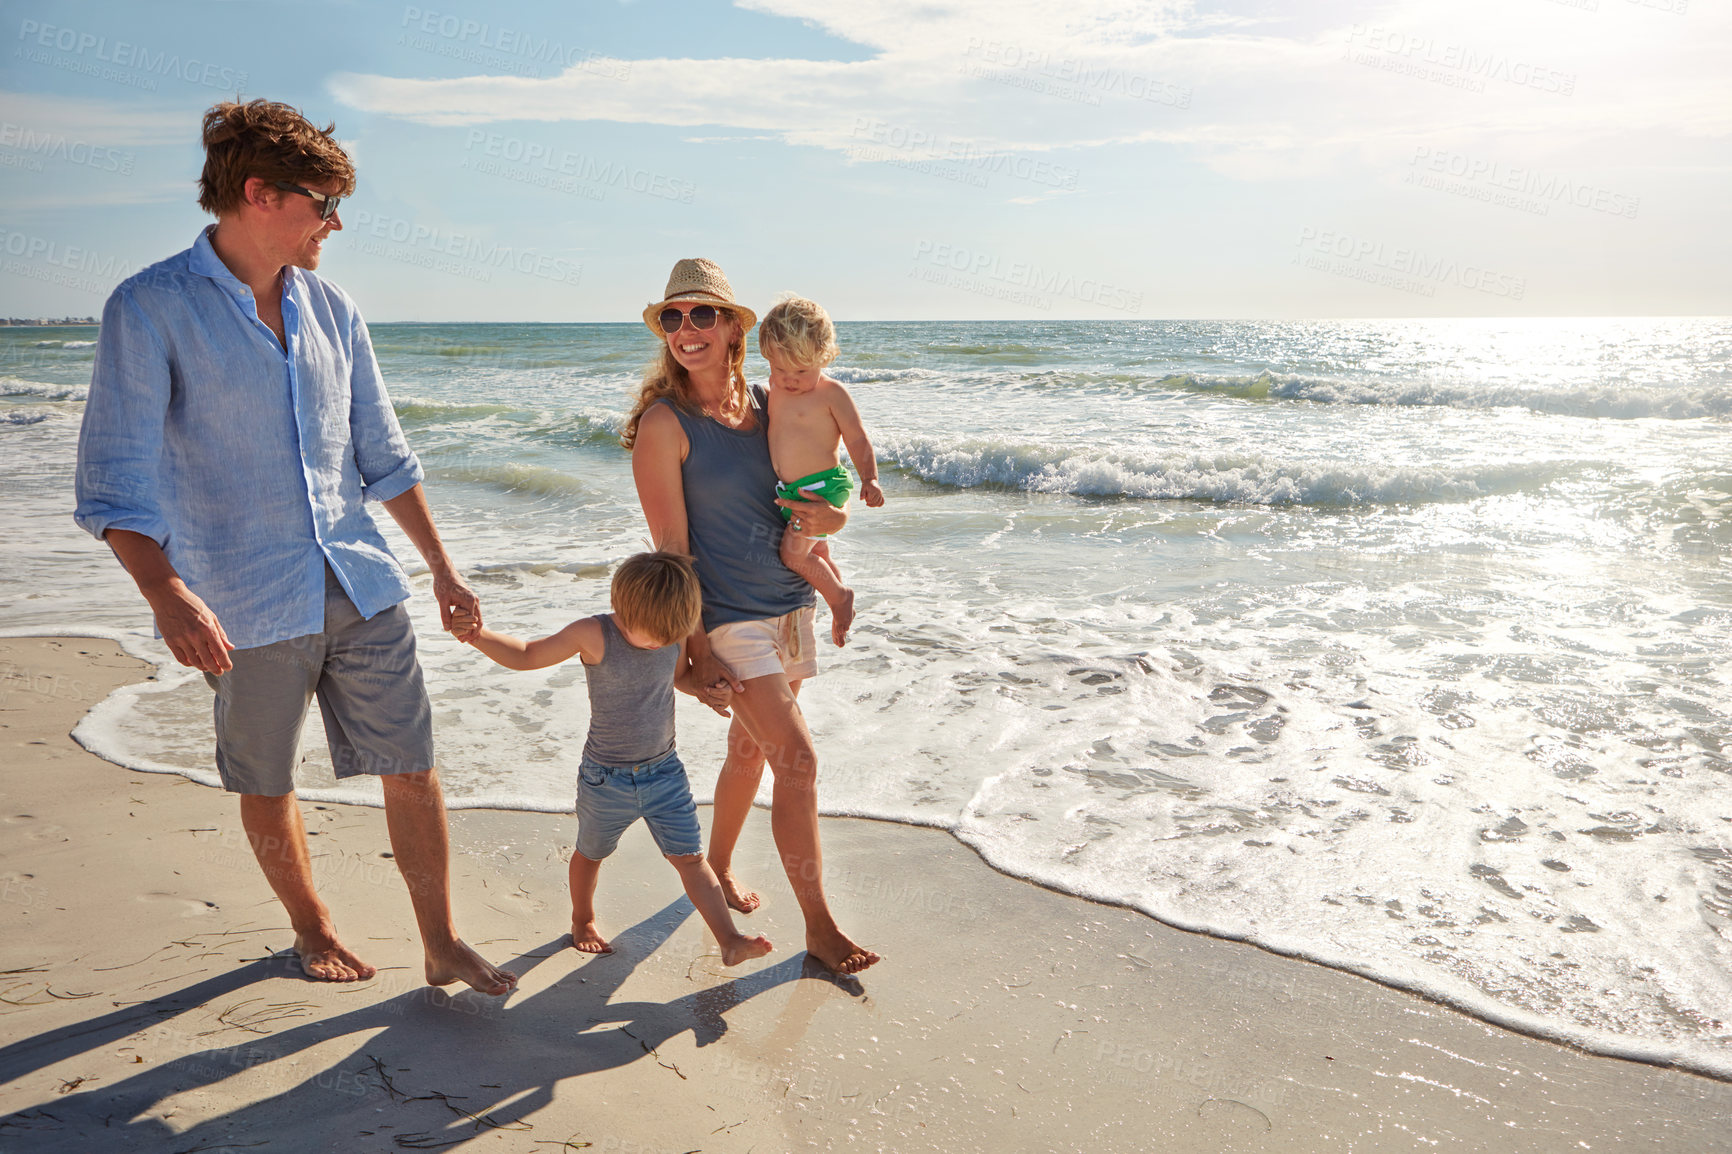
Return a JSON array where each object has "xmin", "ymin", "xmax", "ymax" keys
[{"xmin": 2, "ymin": 635, "xmax": 1729, "ymax": 1153}]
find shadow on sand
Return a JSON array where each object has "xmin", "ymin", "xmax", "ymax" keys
[{"xmin": 1, "ymin": 898, "xmax": 861, "ymax": 1151}]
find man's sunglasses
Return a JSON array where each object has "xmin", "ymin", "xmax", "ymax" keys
[
  {"xmin": 275, "ymin": 181, "xmax": 342, "ymax": 221},
  {"xmin": 658, "ymin": 304, "xmax": 723, "ymax": 334}
]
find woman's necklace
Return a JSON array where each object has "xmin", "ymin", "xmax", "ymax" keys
[{"xmin": 701, "ymin": 387, "xmax": 746, "ymax": 428}]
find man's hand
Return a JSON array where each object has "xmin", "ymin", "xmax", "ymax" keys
[
  {"xmin": 775, "ymin": 492, "xmax": 847, "ymax": 538},
  {"xmin": 860, "ymin": 479, "xmax": 885, "ymax": 508},
  {"xmin": 146, "ymin": 581, "xmax": 235, "ymax": 674},
  {"xmin": 434, "ymin": 570, "xmax": 482, "ymax": 642},
  {"xmin": 380, "ymin": 485, "xmax": 481, "ymax": 641}
]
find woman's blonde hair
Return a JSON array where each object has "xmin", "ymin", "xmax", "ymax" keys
[
  {"xmin": 619, "ymin": 312, "xmax": 750, "ymax": 449},
  {"xmin": 611, "ymin": 551, "xmax": 703, "ymax": 645},
  {"xmin": 758, "ymin": 294, "xmax": 838, "ymax": 368}
]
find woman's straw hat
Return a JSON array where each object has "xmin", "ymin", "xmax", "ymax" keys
[{"xmin": 642, "ymin": 258, "xmax": 757, "ymax": 337}]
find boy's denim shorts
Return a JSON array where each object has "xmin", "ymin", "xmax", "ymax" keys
[{"xmin": 574, "ymin": 748, "xmax": 703, "ymax": 861}]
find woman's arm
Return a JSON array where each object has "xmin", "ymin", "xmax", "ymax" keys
[
  {"xmin": 632, "ymin": 404, "xmax": 690, "ymax": 553},
  {"xmin": 673, "ymin": 639, "xmax": 732, "ymax": 716},
  {"xmin": 629, "ymin": 403, "xmax": 740, "ymax": 700}
]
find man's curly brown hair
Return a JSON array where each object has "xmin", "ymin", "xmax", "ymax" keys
[{"xmin": 197, "ymin": 99, "xmax": 356, "ymax": 216}]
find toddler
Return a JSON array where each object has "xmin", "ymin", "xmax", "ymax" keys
[
  {"xmin": 759, "ymin": 295, "xmax": 884, "ymax": 647},
  {"xmin": 450, "ymin": 552, "xmax": 773, "ymax": 964}
]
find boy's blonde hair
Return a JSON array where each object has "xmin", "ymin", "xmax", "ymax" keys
[
  {"xmin": 611, "ymin": 551, "xmax": 702, "ymax": 645},
  {"xmin": 758, "ymin": 294, "xmax": 838, "ymax": 368}
]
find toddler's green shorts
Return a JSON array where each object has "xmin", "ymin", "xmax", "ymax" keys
[{"xmin": 775, "ymin": 464, "xmax": 854, "ymax": 539}]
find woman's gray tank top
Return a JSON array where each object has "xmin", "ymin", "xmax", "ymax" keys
[
  {"xmin": 656, "ymin": 385, "xmax": 812, "ymax": 631},
  {"xmin": 582, "ymin": 614, "xmax": 679, "ymax": 766}
]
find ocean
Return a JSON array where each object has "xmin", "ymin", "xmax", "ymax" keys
[{"xmin": 4, "ymin": 315, "xmax": 1731, "ymax": 1078}]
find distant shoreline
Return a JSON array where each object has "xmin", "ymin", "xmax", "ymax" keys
[{"xmin": 0, "ymin": 318, "xmax": 98, "ymax": 326}]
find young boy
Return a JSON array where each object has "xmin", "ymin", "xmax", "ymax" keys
[
  {"xmin": 449, "ymin": 552, "xmax": 773, "ymax": 965},
  {"xmin": 758, "ymin": 295, "xmax": 885, "ymax": 648}
]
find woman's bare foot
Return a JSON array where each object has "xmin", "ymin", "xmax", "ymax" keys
[
  {"xmin": 720, "ymin": 933, "xmax": 774, "ymax": 966},
  {"xmin": 806, "ymin": 927, "xmax": 879, "ymax": 974},
  {"xmin": 714, "ymin": 868, "xmax": 761, "ymax": 914},
  {"xmin": 292, "ymin": 929, "xmax": 376, "ymax": 982},
  {"xmin": 424, "ymin": 938, "xmax": 517, "ymax": 995},
  {"xmin": 571, "ymin": 920, "xmax": 613, "ymax": 954},
  {"xmin": 829, "ymin": 587, "xmax": 856, "ymax": 647}
]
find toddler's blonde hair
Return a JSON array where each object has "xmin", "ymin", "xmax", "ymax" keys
[
  {"xmin": 758, "ymin": 294, "xmax": 838, "ymax": 368},
  {"xmin": 611, "ymin": 552, "xmax": 702, "ymax": 646}
]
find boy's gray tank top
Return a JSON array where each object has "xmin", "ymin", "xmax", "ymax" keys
[
  {"xmin": 583, "ymin": 614, "xmax": 679, "ymax": 766},
  {"xmin": 656, "ymin": 386, "xmax": 812, "ymax": 632}
]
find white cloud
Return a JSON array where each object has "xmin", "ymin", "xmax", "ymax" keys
[
  {"xmin": 0, "ymin": 91, "xmax": 190, "ymax": 148},
  {"xmin": 328, "ymin": 0, "xmax": 1732, "ymax": 180}
]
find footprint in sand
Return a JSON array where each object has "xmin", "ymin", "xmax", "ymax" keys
[{"xmin": 133, "ymin": 892, "xmax": 219, "ymax": 917}]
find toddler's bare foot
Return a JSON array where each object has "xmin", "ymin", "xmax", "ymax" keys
[
  {"xmin": 807, "ymin": 926, "xmax": 879, "ymax": 974},
  {"xmin": 720, "ymin": 934, "xmax": 774, "ymax": 966},
  {"xmin": 292, "ymin": 929, "xmax": 375, "ymax": 982},
  {"xmin": 571, "ymin": 920, "xmax": 613, "ymax": 954},
  {"xmin": 714, "ymin": 868, "xmax": 760, "ymax": 914},
  {"xmin": 830, "ymin": 587, "xmax": 855, "ymax": 647},
  {"xmin": 424, "ymin": 938, "xmax": 517, "ymax": 995}
]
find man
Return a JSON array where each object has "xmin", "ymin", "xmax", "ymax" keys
[{"xmin": 74, "ymin": 99, "xmax": 514, "ymax": 995}]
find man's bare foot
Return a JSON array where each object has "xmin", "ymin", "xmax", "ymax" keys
[
  {"xmin": 806, "ymin": 927, "xmax": 879, "ymax": 974},
  {"xmin": 829, "ymin": 587, "xmax": 856, "ymax": 647},
  {"xmin": 424, "ymin": 938, "xmax": 517, "ymax": 995},
  {"xmin": 292, "ymin": 930, "xmax": 376, "ymax": 982},
  {"xmin": 714, "ymin": 868, "xmax": 761, "ymax": 914},
  {"xmin": 571, "ymin": 921, "xmax": 613, "ymax": 954},
  {"xmin": 720, "ymin": 933, "xmax": 774, "ymax": 966}
]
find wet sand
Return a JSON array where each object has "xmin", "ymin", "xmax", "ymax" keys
[{"xmin": 2, "ymin": 635, "xmax": 1729, "ymax": 1152}]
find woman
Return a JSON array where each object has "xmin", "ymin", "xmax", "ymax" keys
[{"xmin": 624, "ymin": 258, "xmax": 878, "ymax": 975}]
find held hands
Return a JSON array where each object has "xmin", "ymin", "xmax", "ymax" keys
[
  {"xmin": 148, "ymin": 581, "xmax": 235, "ymax": 674},
  {"xmin": 860, "ymin": 479, "xmax": 885, "ymax": 508},
  {"xmin": 448, "ymin": 606, "xmax": 481, "ymax": 642},
  {"xmin": 693, "ymin": 649, "xmax": 742, "ymax": 717},
  {"xmin": 435, "ymin": 570, "xmax": 483, "ymax": 642}
]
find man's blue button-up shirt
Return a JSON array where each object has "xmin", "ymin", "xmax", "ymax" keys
[{"xmin": 74, "ymin": 228, "xmax": 425, "ymax": 651}]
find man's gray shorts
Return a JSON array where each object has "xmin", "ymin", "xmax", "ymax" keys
[{"xmin": 204, "ymin": 567, "xmax": 434, "ymax": 795}]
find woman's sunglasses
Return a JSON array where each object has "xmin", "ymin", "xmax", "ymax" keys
[
  {"xmin": 658, "ymin": 304, "xmax": 722, "ymax": 334},
  {"xmin": 275, "ymin": 181, "xmax": 342, "ymax": 222}
]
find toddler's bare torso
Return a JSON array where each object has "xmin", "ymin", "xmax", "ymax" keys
[{"xmin": 767, "ymin": 379, "xmax": 845, "ymax": 481}]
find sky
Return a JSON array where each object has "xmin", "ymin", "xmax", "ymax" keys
[{"xmin": 0, "ymin": 0, "xmax": 1727, "ymax": 321}]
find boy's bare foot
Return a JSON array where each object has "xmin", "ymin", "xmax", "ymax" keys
[
  {"xmin": 720, "ymin": 934, "xmax": 774, "ymax": 966},
  {"xmin": 425, "ymin": 938, "xmax": 517, "ymax": 995},
  {"xmin": 292, "ymin": 929, "xmax": 376, "ymax": 982},
  {"xmin": 714, "ymin": 869, "xmax": 761, "ymax": 914},
  {"xmin": 806, "ymin": 927, "xmax": 879, "ymax": 974},
  {"xmin": 571, "ymin": 921, "xmax": 614, "ymax": 954},
  {"xmin": 830, "ymin": 587, "xmax": 855, "ymax": 647}
]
